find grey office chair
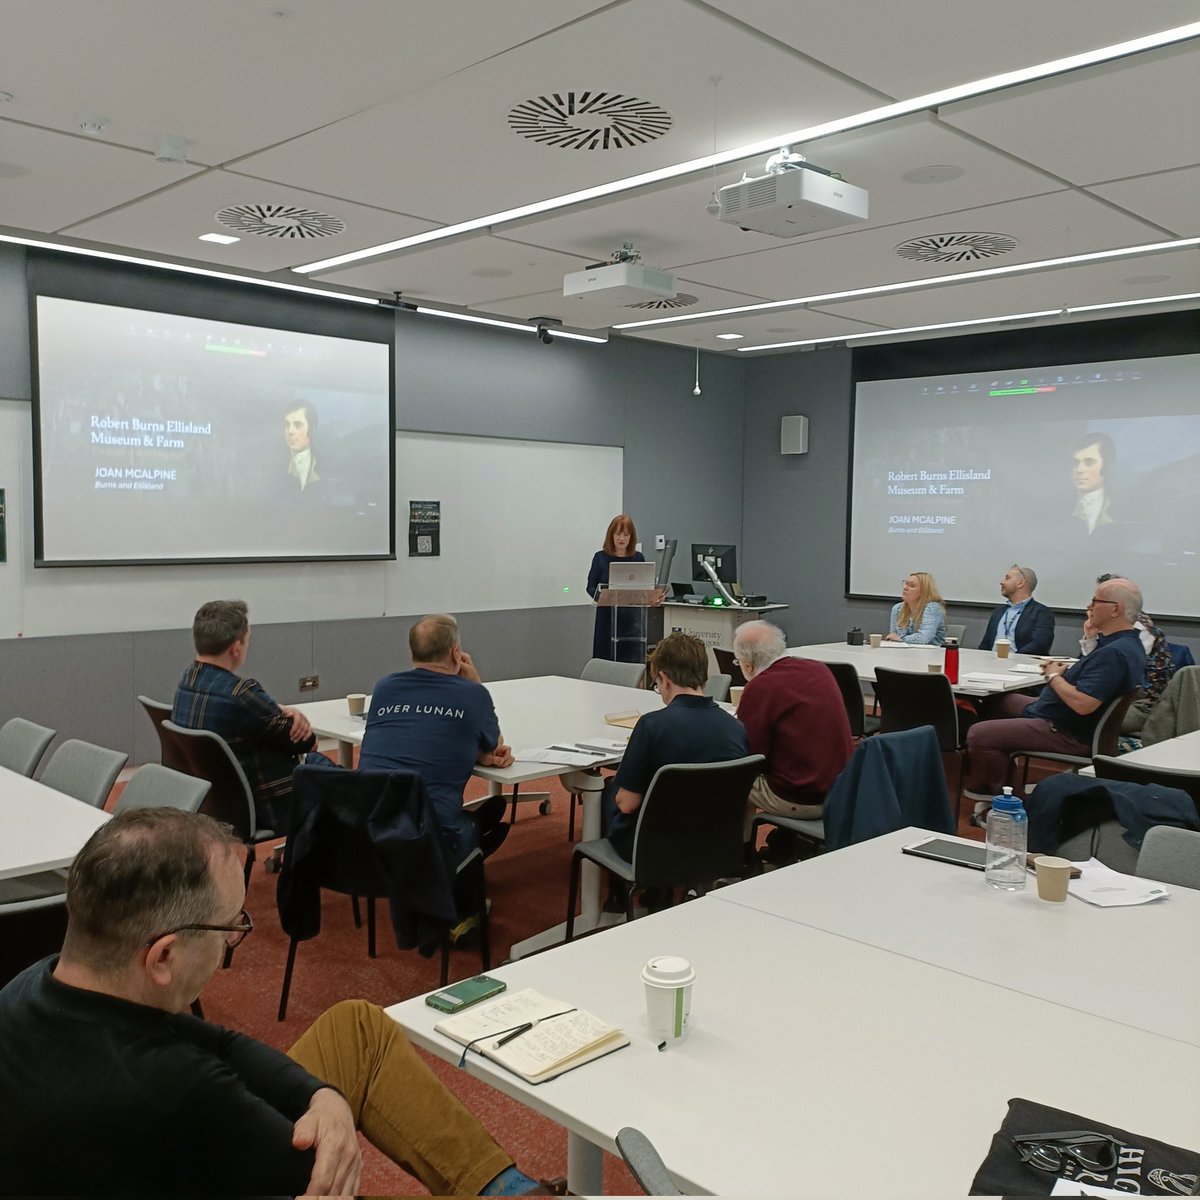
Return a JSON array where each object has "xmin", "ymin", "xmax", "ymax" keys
[
  {"xmin": 564, "ymin": 657, "xmax": 649, "ymax": 839},
  {"xmin": 1010, "ymin": 691, "xmax": 1138, "ymax": 792},
  {"xmin": 581, "ymin": 657, "xmax": 647, "ymax": 689},
  {"xmin": 945, "ymin": 622, "xmax": 966, "ymax": 644},
  {"xmin": 616, "ymin": 1127, "xmax": 683, "ymax": 1196},
  {"xmin": 113, "ymin": 763, "xmax": 212, "ymax": 815},
  {"xmin": 39, "ymin": 739, "xmax": 128, "ymax": 809},
  {"xmin": 0, "ymin": 718, "xmax": 57, "ymax": 778},
  {"xmin": 1135, "ymin": 825, "xmax": 1200, "ymax": 889},
  {"xmin": 703, "ymin": 673, "xmax": 731, "ymax": 702}
]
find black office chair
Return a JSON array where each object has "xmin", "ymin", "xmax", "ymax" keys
[
  {"xmin": 712, "ymin": 648, "xmax": 747, "ymax": 689},
  {"xmin": 824, "ymin": 661, "xmax": 879, "ymax": 739},
  {"xmin": 872, "ymin": 666, "xmax": 965, "ymax": 823},
  {"xmin": 1093, "ymin": 754, "xmax": 1200, "ymax": 820},
  {"xmin": 276, "ymin": 765, "xmax": 489, "ymax": 1018},
  {"xmin": 1009, "ymin": 691, "xmax": 1138, "ymax": 793},
  {"xmin": 564, "ymin": 755, "xmax": 764, "ymax": 940}
]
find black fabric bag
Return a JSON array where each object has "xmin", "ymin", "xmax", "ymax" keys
[{"xmin": 971, "ymin": 1098, "xmax": 1200, "ymax": 1196}]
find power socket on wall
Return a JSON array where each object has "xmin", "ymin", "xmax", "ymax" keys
[
  {"xmin": 298, "ymin": 675, "xmax": 319, "ymax": 691},
  {"xmin": 655, "ymin": 534, "xmax": 666, "ymax": 550}
]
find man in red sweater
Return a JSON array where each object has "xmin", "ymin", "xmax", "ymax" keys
[{"xmin": 732, "ymin": 621, "xmax": 854, "ymax": 841}]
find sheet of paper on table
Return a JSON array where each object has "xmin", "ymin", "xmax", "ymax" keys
[
  {"xmin": 514, "ymin": 749, "xmax": 602, "ymax": 768},
  {"xmin": 1069, "ymin": 858, "xmax": 1170, "ymax": 907}
]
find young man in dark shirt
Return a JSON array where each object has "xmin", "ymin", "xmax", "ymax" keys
[
  {"xmin": 0, "ymin": 808, "xmax": 550, "ymax": 1197},
  {"xmin": 603, "ymin": 632, "xmax": 749, "ymax": 861}
]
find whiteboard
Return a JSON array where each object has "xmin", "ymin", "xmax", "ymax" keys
[
  {"xmin": 0, "ymin": 408, "xmax": 623, "ymax": 637},
  {"xmin": 386, "ymin": 432, "xmax": 623, "ymax": 615}
]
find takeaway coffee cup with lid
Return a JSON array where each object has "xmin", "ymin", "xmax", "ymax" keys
[
  {"xmin": 642, "ymin": 955, "xmax": 695, "ymax": 1043},
  {"xmin": 995, "ymin": 638, "xmax": 1012, "ymax": 660}
]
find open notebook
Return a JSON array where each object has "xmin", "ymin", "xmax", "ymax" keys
[{"xmin": 434, "ymin": 988, "xmax": 628, "ymax": 1084}]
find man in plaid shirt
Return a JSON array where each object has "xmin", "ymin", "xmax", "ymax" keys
[{"xmin": 173, "ymin": 600, "xmax": 318, "ymax": 833}]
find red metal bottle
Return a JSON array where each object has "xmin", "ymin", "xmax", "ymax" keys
[{"xmin": 944, "ymin": 637, "xmax": 960, "ymax": 684}]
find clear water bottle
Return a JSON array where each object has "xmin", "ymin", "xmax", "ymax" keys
[{"xmin": 985, "ymin": 786, "xmax": 1028, "ymax": 891}]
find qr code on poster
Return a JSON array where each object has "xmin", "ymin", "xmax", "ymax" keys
[{"xmin": 417, "ymin": 536, "xmax": 432, "ymax": 554}]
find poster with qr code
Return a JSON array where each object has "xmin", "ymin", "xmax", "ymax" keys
[{"xmin": 408, "ymin": 499, "xmax": 440, "ymax": 557}]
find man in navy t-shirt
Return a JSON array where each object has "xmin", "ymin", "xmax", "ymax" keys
[
  {"xmin": 965, "ymin": 576, "xmax": 1147, "ymax": 801},
  {"xmin": 604, "ymin": 632, "xmax": 749, "ymax": 861},
  {"xmin": 360, "ymin": 614, "xmax": 513, "ymax": 866}
]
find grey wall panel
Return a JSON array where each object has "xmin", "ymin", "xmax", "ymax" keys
[
  {"xmin": 0, "ymin": 631, "xmax": 134, "ymax": 763},
  {"xmin": 622, "ymin": 346, "xmax": 745, "ymax": 581},
  {"xmin": 741, "ymin": 349, "xmax": 858, "ymax": 644},
  {"xmin": 0, "ymin": 246, "xmax": 31, "ymax": 401}
]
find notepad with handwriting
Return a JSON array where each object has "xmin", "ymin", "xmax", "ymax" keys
[{"xmin": 434, "ymin": 988, "xmax": 629, "ymax": 1083}]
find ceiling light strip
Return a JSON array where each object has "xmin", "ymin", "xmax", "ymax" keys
[
  {"xmin": 613, "ymin": 236, "xmax": 1200, "ymax": 330},
  {"xmin": 292, "ymin": 21, "xmax": 1200, "ymax": 275},
  {"xmin": 413, "ymin": 306, "xmax": 607, "ymax": 343},
  {"xmin": 739, "ymin": 309, "xmax": 1066, "ymax": 351},
  {"xmin": 1065, "ymin": 291, "xmax": 1200, "ymax": 313},
  {"xmin": 0, "ymin": 231, "xmax": 378, "ymax": 305}
]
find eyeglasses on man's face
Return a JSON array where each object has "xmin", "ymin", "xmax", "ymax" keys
[
  {"xmin": 1087, "ymin": 597, "xmax": 1121, "ymax": 610},
  {"xmin": 146, "ymin": 908, "xmax": 254, "ymax": 950},
  {"xmin": 1011, "ymin": 1130, "xmax": 1124, "ymax": 1175}
]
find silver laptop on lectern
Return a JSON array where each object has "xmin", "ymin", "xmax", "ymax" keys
[{"xmin": 607, "ymin": 561, "xmax": 657, "ymax": 590}]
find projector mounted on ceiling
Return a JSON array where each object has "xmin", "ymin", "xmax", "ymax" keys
[
  {"xmin": 716, "ymin": 147, "xmax": 868, "ymax": 238},
  {"xmin": 563, "ymin": 242, "xmax": 676, "ymax": 306}
]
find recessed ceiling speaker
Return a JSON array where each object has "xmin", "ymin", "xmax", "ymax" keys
[{"xmin": 781, "ymin": 415, "xmax": 809, "ymax": 455}]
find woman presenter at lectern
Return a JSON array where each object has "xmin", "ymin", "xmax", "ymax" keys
[{"xmin": 587, "ymin": 514, "xmax": 646, "ymax": 661}]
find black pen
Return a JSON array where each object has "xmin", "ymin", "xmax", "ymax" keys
[
  {"xmin": 549, "ymin": 745, "xmax": 604, "ymax": 756},
  {"xmin": 494, "ymin": 1022, "xmax": 533, "ymax": 1048}
]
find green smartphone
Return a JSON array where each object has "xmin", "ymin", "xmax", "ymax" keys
[{"xmin": 425, "ymin": 974, "xmax": 507, "ymax": 1013}]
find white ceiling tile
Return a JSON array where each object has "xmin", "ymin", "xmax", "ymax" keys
[
  {"xmin": 230, "ymin": 0, "xmax": 879, "ymax": 222},
  {"xmin": 1087, "ymin": 165, "xmax": 1200, "ymax": 235},
  {"xmin": 811, "ymin": 248, "xmax": 1200, "ymax": 327},
  {"xmin": 0, "ymin": 121, "xmax": 203, "ymax": 231},
  {"xmin": 705, "ymin": 0, "xmax": 1200, "ymax": 97},
  {"xmin": 0, "ymin": 0, "xmax": 611, "ymax": 162},
  {"xmin": 323, "ymin": 235, "xmax": 592, "ymax": 307},
  {"xmin": 626, "ymin": 307, "xmax": 886, "ymax": 349},
  {"xmin": 60, "ymin": 171, "xmax": 434, "ymax": 272},
  {"xmin": 942, "ymin": 42, "xmax": 1200, "ymax": 185},
  {"xmin": 675, "ymin": 190, "xmax": 1168, "ymax": 301}
]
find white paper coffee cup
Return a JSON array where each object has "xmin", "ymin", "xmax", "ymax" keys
[
  {"xmin": 869, "ymin": 633, "xmax": 882, "ymax": 648},
  {"xmin": 995, "ymin": 639, "xmax": 1012, "ymax": 659},
  {"xmin": 642, "ymin": 955, "xmax": 695, "ymax": 1043},
  {"xmin": 729, "ymin": 686, "xmax": 744, "ymax": 708},
  {"xmin": 346, "ymin": 693, "xmax": 368, "ymax": 716}
]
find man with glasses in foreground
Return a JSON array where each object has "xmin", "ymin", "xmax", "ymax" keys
[
  {"xmin": 0, "ymin": 808, "xmax": 553, "ymax": 1197},
  {"xmin": 963, "ymin": 576, "xmax": 1146, "ymax": 813}
]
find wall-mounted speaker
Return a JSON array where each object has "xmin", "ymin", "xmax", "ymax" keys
[{"xmin": 780, "ymin": 414, "xmax": 809, "ymax": 455}]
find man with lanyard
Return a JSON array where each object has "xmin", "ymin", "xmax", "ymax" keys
[{"xmin": 978, "ymin": 565, "xmax": 1056, "ymax": 656}]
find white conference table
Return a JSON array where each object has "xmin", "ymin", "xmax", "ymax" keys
[
  {"xmin": 712, "ymin": 827, "xmax": 1200, "ymax": 1047},
  {"xmin": 0, "ymin": 765, "xmax": 110, "ymax": 881},
  {"xmin": 293, "ymin": 676, "xmax": 666, "ymax": 953},
  {"xmin": 789, "ymin": 640, "xmax": 1049, "ymax": 698},
  {"xmin": 1079, "ymin": 728, "xmax": 1200, "ymax": 778},
  {"xmin": 387, "ymin": 886, "xmax": 1200, "ymax": 1196}
]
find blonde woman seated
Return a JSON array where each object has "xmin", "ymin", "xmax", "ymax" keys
[{"xmin": 887, "ymin": 572, "xmax": 947, "ymax": 645}]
